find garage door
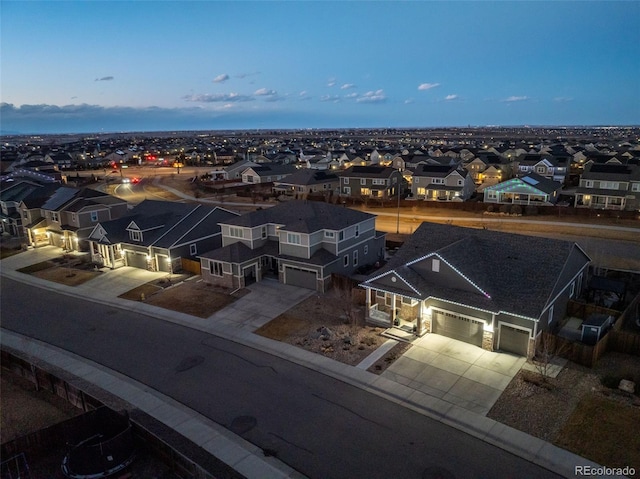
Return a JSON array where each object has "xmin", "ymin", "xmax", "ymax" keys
[
  {"xmin": 499, "ymin": 325, "xmax": 530, "ymax": 356},
  {"xmin": 284, "ymin": 266, "xmax": 317, "ymax": 290},
  {"xmin": 433, "ymin": 310, "xmax": 483, "ymax": 347},
  {"xmin": 126, "ymin": 251, "xmax": 148, "ymax": 270},
  {"xmin": 157, "ymin": 254, "xmax": 171, "ymax": 272}
]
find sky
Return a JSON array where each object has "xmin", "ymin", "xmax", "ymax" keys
[{"xmin": 1, "ymin": 1, "xmax": 639, "ymax": 134}]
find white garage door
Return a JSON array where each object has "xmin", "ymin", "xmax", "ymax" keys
[
  {"xmin": 433, "ymin": 310, "xmax": 483, "ymax": 347},
  {"xmin": 284, "ymin": 266, "xmax": 317, "ymax": 290},
  {"xmin": 499, "ymin": 325, "xmax": 530, "ymax": 356}
]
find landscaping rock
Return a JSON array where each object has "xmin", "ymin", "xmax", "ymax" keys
[{"xmin": 619, "ymin": 379, "xmax": 635, "ymax": 394}]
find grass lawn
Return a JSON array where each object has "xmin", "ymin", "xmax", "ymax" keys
[{"xmin": 555, "ymin": 394, "xmax": 640, "ymax": 474}]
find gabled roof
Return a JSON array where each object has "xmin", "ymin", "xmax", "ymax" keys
[
  {"xmin": 245, "ymin": 164, "xmax": 297, "ymax": 177},
  {"xmin": 582, "ymin": 163, "xmax": 640, "ymax": 181},
  {"xmin": 340, "ymin": 166, "xmax": 397, "ymax": 178},
  {"xmin": 220, "ymin": 200, "xmax": 374, "ymax": 233},
  {"xmin": 273, "ymin": 169, "xmax": 339, "ymax": 186},
  {"xmin": 362, "ymin": 222, "xmax": 590, "ymax": 319},
  {"xmin": 413, "ymin": 164, "xmax": 466, "ymax": 178},
  {"xmin": 91, "ymin": 200, "xmax": 239, "ymax": 248},
  {"xmin": 485, "ymin": 172, "xmax": 561, "ymax": 195}
]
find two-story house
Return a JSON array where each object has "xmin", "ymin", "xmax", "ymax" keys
[
  {"xmin": 87, "ymin": 200, "xmax": 239, "ymax": 271},
  {"xmin": 515, "ymin": 154, "xmax": 569, "ymax": 184},
  {"xmin": 339, "ymin": 166, "xmax": 402, "ymax": 200},
  {"xmin": 483, "ymin": 172, "xmax": 562, "ymax": 206},
  {"xmin": 360, "ymin": 222, "xmax": 590, "ymax": 358},
  {"xmin": 0, "ymin": 180, "xmax": 46, "ymax": 237},
  {"xmin": 199, "ymin": 201, "xmax": 386, "ymax": 292},
  {"xmin": 410, "ymin": 165, "xmax": 474, "ymax": 201},
  {"xmin": 21, "ymin": 187, "xmax": 128, "ymax": 251},
  {"xmin": 272, "ymin": 169, "xmax": 340, "ymax": 198},
  {"xmin": 574, "ymin": 163, "xmax": 640, "ymax": 211}
]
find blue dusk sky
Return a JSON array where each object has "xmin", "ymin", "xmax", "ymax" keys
[{"xmin": 1, "ymin": 1, "xmax": 639, "ymax": 134}]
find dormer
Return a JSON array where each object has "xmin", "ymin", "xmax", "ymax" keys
[{"xmin": 126, "ymin": 221, "xmax": 143, "ymax": 242}]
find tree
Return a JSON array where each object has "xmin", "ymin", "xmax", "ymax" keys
[{"xmin": 330, "ymin": 279, "xmax": 361, "ymax": 333}]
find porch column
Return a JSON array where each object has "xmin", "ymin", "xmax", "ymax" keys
[
  {"xmin": 416, "ymin": 301, "xmax": 423, "ymax": 335},
  {"xmin": 109, "ymin": 245, "xmax": 115, "ymax": 269},
  {"xmin": 391, "ymin": 294, "xmax": 397, "ymax": 324}
]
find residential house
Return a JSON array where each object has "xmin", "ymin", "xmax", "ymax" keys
[
  {"xmin": 410, "ymin": 165, "xmax": 474, "ymax": 201},
  {"xmin": 17, "ymin": 184, "xmax": 63, "ymax": 247},
  {"xmin": 574, "ymin": 163, "xmax": 640, "ymax": 211},
  {"xmin": 199, "ymin": 201, "xmax": 386, "ymax": 292},
  {"xmin": 483, "ymin": 173, "xmax": 562, "ymax": 206},
  {"xmin": 360, "ymin": 222, "xmax": 590, "ymax": 358},
  {"xmin": 87, "ymin": 200, "xmax": 239, "ymax": 271},
  {"xmin": 464, "ymin": 154, "xmax": 511, "ymax": 187},
  {"xmin": 515, "ymin": 154, "xmax": 569, "ymax": 184},
  {"xmin": 339, "ymin": 166, "xmax": 402, "ymax": 200},
  {"xmin": 272, "ymin": 170, "xmax": 340, "ymax": 198},
  {"xmin": 211, "ymin": 159, "xmax": 259, "ymax": 181},
  {"xmin": 28, "ymin": 187, "xmax": 129, "ymax": 251},
  {"xmin": 0, "ymin": 180, "xmax": 47, "ymax": 237},
  {"xmin": 241, "ymin": 164, "xmax": 297, "ymax": 184}
]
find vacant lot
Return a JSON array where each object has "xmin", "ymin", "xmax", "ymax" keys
[{"xmin": 119, "ymin": 278, "xmax": 247, "ymax": 318}]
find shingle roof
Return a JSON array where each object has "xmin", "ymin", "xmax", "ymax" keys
[
  {"xmin": 340, "ymin": 166, "xmax": 396, "ymax": 178},
  {"xmin": 362, "ymin": 222, "xmax": 590, "ymax": 319},
  {"xmin": 220, "ymin": 200, "xmax": 374, "ymax": 232},
  {"xmin": 274, "ymin": 169, "xmax": 339, "ymax": 186}
]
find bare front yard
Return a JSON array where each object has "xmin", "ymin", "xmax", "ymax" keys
[
  {"xmin": 488, "ymin": 352, "xmax": 640, "ymax": 474},
  {"xmin": 17, "ymin": 256, "xmax": 102, "ymax": 286}
]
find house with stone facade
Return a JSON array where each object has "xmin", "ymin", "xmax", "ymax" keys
[
  {"xmin": 360, "ymin": 222, "xmax": 590, "ymax": 358},
  {"xmin": 199, "ymin": 200, "xmax": 386, "ymax": 292}
]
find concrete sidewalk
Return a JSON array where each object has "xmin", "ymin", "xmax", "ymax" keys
[{"xmin": 1, "ymin": 248, "xmax": 603, "ymax": 478}]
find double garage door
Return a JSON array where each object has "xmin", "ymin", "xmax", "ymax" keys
[
  {"xmin": 432, "ymin": 310, "xmax": 483, "ymax": 348},
  {"xmin": 499, "ymin": 325, "xmax": 530, "ymax": 356},
  {"xmin": 283, "ymin": 266, "xmax": 317, "ymax": 290}
]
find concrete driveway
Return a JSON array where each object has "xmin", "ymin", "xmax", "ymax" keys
[
  {"xmin": 382, "ymin": 334, "xmax": 525, "ymax": 415},
  {"xmin": 207, "ymin": 278, "xmax": 314, "ymax": 331}
]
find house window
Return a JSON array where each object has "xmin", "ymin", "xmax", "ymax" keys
[
  {"xmin": 584, "ymin": 180, "xmax": 594, "ymax": 188},
  {"xmin": 261, "ymin": 226, "xmax": 267, "ymax": 239},
  {"xmin": 246, "ymin": 175, "xmax": 254, "ymax": 183},
  {"xmin": 364, "ymin": 245, "xmax": 368, "ymax": 255},
  {"xmin": 569, "ymin": 281, "xmax": 575, "ymax": 298},
  {"xmin": 536, "ymin": 166, "xmax": 546, "ymax": 173},
  {"xmin": 547, "ymin": 305, "xmax": 554, "ymax": 325},
  {"xmin": 632, "ymin": 183, "xmax": 640, "ymax": 192},
  {"xmin": 353, "ymin": 250, "xmax": 358, "ymax": 266},
  {"xmin": 287, "ymin": 233, "xmax": 301, "ymax": 245},
  {"xmin": 343, "ymin": 178, "xmax": 349, "ymax": 184},
  {"xmin": 355, "ymin": 225, "xmax": 359, "ymax": 238},
  {"xmin": 360, "ymin": 178, "xmax": 366, "ymax": 185},
  {"xmin": 90, "ymin": 211, "xmax": 98, "ymax": 222},
  {"xmin": 373, "ymin": 178, "xmax": 386, "ymax": 185},
  {"xmin": 402, "ymin": 296, "xmax": 412, "ymax": 305},
  {"xmin": 376, "ymin": 290, "xmax": 385, "ymax": 298},
  {"xmin": 51, "ymin": 212, "xmax": 59, "ymax": 222},
  {"xmin": 190, "ymin": 244, "xmax": 197, "ymax": 255},
  {"xmin": 343, "ymin": 186, "xmax": 351, "ymax": 195},
  {"xmin": 130, "ymin": 230, "xmax": 142, "ymax": 242},
  {"xmin": 457, "ymin": 179, "xmax": 463, "ymax": 186},
  {"xmin": 487, "ymin": 191, "xmax": 497, "ymax": 200},
  {"xmin": 72, "ymin": 213, "xmax": 77, "ymax": 222},
  {"xmin": 344, "ymin": 254, "xmax": 349, "ymax": 267},
  {"xmin": 432, "ymin": 259, "xmax": 440, "ymax": 272},
  {"xmin": 210, "ymin": 261, "xmax": 223, "ymax": 277},
  {"xmin": 339, "ymin": 231, "xmax": 344, "ymax": 241},
  {"xmin": 432, "ymin": 178, "xmax": 444, "ymax": 184},
  {"xmin": 361, "ymin": 187, "xmax": 371, "ymax": 196},
  {"xmin": 229, "ymin": 227, "xmax": 243, "ymax": 238},
  {"xmin": 324, "ymin": 230, "xmax": 335, "ymax": 238}
]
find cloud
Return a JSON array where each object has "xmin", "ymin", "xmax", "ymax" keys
[
  {"xmin": 320, "ymin": 95, "xmax": 340, "ymax": 103},
  {"xmin": 254, "ymin": 88, "xmax": 277, "ymax": 96},
  {"xmin": 94, "ymin": 76, "xmax": 114, "ymax": 82},
  {"xmin": 344, "ymin": 92, "xmax": 359, "ymax": 99},
  {"xmin": 213, "ymin": 74, "xmax": 229, "ymax": 83},
  {"xmin": 418, "ymin": 83, "xmax": 439, "ymax": 91},
  {"xmin": 502, "ymin": 96, "xmax": 529, "ymax": 102},
  {"xmin": 444, "ymin": 94, "xmax": 459, "ymax": 101},
  {"xmin": 340, "ymin": 83, "xmax": 356, "ymax": 90},
  {"xmin": 182, "ymin": 93, "xmax": 254, "ymax": 103},
  {"xmin": 327, "ymin": 78, "xmax": 336, "ymax": 87},
  {"xmin": 554, "ymin": 96, "xmax": 573, "ymax": 103},
  {"xmin": 404, "ymin": 99, "xmax": 414, "ymax": 104},
  {"xmin": 356, "ymin": 89, "xmax": 386, "ymax": 103},
  {"xmin": 299, "ymin": 91, "xmax": 312, "ymax": 101}
]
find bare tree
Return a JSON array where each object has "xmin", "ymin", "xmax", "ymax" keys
[
  {"xmin": 532, "ymin": 333, "xmax": 569, "ymax": 383},
  {"xmin": 331, "ymin": 280, "xmax": 361, "ymax": 333}
]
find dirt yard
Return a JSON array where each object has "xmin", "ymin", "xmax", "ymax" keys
[
  {"xmin": 17, "ymin": 257, "xmax": 103, "ymax": 286},
  {"xmin": 119, "ymin": 278, "xmax": 248, "ymax": 318},
  {"xmin": 488, "ymin": 352, "xmax": 640, "ymax": 473},
  {"xmin": 255, "ymin": 293, "xmax": 389, "ymax": 366}
]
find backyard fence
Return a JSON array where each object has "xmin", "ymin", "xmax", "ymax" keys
[{"xmin": 181, "ymin": 258, "xmax": 201, "ymax": 275}]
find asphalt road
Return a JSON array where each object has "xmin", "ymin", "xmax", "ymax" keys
[{"xmin": 0, "ymin": 278, "xmax": 562, "ymax": 479}]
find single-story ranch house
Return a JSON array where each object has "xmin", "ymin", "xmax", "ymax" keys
[
  {"xmin": 199, "ymin": 200, "xmax": 386, "ymax": 292},
  {"xmin": 360, "ymin": 222, "xmax": 590, "ymax": 358}
]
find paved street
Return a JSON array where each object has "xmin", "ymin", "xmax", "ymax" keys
[{"xmin": 1, "ymin": 277, "xmax": 562, "ymax": 479}]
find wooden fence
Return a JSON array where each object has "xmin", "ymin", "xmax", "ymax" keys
[{"xmin": 181, "ymin": 258, "xmax": 201, "ymax": 275}]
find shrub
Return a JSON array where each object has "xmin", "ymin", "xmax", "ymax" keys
[
  {"xmin": 511, "ymin": 205, "xmax": 522, "ymax": 215},
  {"xmin": 499, "ymin": 204, "xmax": 510, "ymax": 214},
  {"xmin": 525, "ymin": 205, "xmax": 538, "ymax": 216},
  {"xmin": 486, "ymin": 205, "xmax": 494, "ymax": 213}
]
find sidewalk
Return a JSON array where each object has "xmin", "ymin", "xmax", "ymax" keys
[{"xmin": 1, "ymin": 248, "xmax": 603, "ymax": 479}]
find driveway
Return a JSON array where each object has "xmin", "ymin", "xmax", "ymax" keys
[
  {"xmin": 382, "ymin": 334, "xmax": 525, "ymax": 415},
  {"xmin": 207, "ymin": 278, "xmax": 314, "ymax": 331}
]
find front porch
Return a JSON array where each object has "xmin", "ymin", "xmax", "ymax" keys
[{"xmin": 365, "ymin": 290, "xmax": 427, "ymax": 337}]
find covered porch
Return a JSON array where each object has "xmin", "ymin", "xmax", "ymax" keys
[{"xmin": 364, "ymin": 288, "xmax": 428, "ymax": 337}]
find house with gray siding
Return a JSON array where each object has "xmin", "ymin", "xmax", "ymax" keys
[
  {"xmin": 410, "ymin": 164, "xmax": 474, "ymax": 201},
  {"xmin": 272, "ymin": 169, "xmax": 340, "ymax": 198},
  {"xmin": 339, "ymin": 166, "xmax": 402, "ymax": 200},
  {"xmin": 360, "ymin": 222, "xmax": 590, "ymax": 358},
  {"xmin": 199, "ymin": 201, "xmax": 386, "ymax": 292},
  {"xmin": 574, "ymin": 163, "xmax": 640, "ymax": 211},
  {"xmin": 87, "ymin": 200, "xmax": 239, "ymax": 272}
]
